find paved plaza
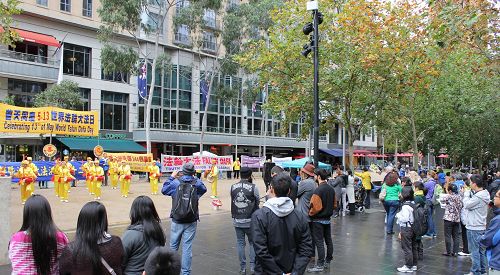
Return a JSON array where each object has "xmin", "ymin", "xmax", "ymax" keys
[{"xmin": 3, "ymin": 177, "xmax": 474, "ymax": 274}]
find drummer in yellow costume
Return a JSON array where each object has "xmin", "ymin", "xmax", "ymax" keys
[
  {"xmin": 51, "ymin": 159, "xmax": 62, "ymax": 197},
  {"xmin": 15, "ymin": 160, "xmax": 36, "ymax": 204},
  {"xmin": 59, "ymin": 160, "xmax": 74, "ymax": 203},
  {"xmin": 0, "ymin": 165, "xmax": 6, "ymax": 176},
  {"xmin": 148, "ymin": 160, "xmax": 161, "ymax": 195},
  {"xmin": 82, "ymin": 157, "xmax": 93, "ymax": 194},
  {"xmin": 108, "ymin": 156, "xmax": 119, "ymax": 189},
  {"xmin": 119, "ymin": 160, "xmax": 132, "ymax": 198},
  {"xmin": 63, "ymin": 156, "xmax": 75, "ymax": 189},
  {"xmin": 92, "ymin": 159, "xmax": 104, "ymax": 200},
  {"xmin": 209, "ymin": 159, "xmax": 219, "ymax": 198}
]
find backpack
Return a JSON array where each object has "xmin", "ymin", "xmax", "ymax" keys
[
  {"xmin": 431, "ymin": 184, "xmax": 443, "ymax": 205},
  {"xmin": 404, "ymin": 202, "xmax": 429, "ymax": 237},
  {"xmin": 171, "ymin": 179, "xmax": 199, "ymax": 223}
]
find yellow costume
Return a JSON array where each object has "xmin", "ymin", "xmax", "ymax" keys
[
  {"xmin": 92, "ymin": 159, "xmax": 104, "ymax": 200},
  {"xmin": 59, "ymin": 162, "xmax": 74, "ymax": 202},
  {"xmin": 0, "ymin": 166, "xmax": 6, "ymax": 176},
  {"xmin": 209, "ymin": 160, "xmax": 219, "ymax": 198},
  {"xmin": 51, "ymin": 161, "xmax": 62, "ymax": 197},
  {"xmin": 108, "ymin": 158, "xmax": 119, "ymax": 189},
  {"xmin": 148, "ymin": 162, "xmax": 161, "ymax": 195},
  {"xmin": 64, "ymin": 156, "xmax": 75, "ymax": 189},
  {"xmin": 82, "ymin": 158, "xmax": 93, "ymax": 194},
  {"xmin": 119, "ymin": 162, "xmax": 132, "ymax": 198},
  {"xmin": 15, "ymin": 161, "xmax": 36, "ymax": 204}
]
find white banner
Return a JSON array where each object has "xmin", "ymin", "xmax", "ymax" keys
[
  {"xmin": 272, "ymin": 156, "xmax": 292, "ymax": 167},
  {"xmin": 161, "ymin": 154, "xmax": 233, "ymax": 172}
]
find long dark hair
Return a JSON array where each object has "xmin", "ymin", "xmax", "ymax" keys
[
  {"xmin": 130, "ymin": 196, "xmax": 166, "ymax": 246},
  {"xmin": 71, "ymin": 201, "xmax": 108, "ymax": 275},
  {"xmin": 20, "ymin": 195, "xmax": 58, "ymax": 275}
]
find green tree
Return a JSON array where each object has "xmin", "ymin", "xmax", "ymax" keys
[
  {"xmin": 34, "ymin": 80, "xmax": 82, "ymax": 109},
  {"xmin": 0, "ymin": 0, "xmax": 21, "ymax": 46}
]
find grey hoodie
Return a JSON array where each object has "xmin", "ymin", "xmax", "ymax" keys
[
  {"xmin": 263, "ymin": 197, "xmax": 294, "ymax": 217},
  {"xmin": 462, "ymin": 189, "xmax": 491, "ymax": 231}
]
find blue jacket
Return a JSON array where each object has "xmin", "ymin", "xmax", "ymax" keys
[
  {"xmin": 480, "ymin": 208, "xmax": 500, "ymax": 270},
  {"xmin": 424, "ymin": 178, "xmax": 436, "ymax": 201},
  {"xmin": 438, "ymin": 172, "xmax": 446, "ymax": 185},
  {"xmin": 161, "ymin": 175, "xmax": 207, "ymax": 198},
  {"xmin": 100, "ymin": 158, "xmax": 109, "ymax": 172}
]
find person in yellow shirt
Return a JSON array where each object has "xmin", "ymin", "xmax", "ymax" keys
[
  {"xmin": 26, "ymin": 157, "xmax": 38, "ymax": 192},
  {"xmin": 119, "ymin": 160, "xmax": 132, "ymax": 198},
  {"xmin": 51, "ymin": 159, "xmax": 63, "ymax": 197},
  {"xmin": 15, "ymin": 160, "xmax": 36, "ymax": 204},
  {"xmin": 63, "ymin": 156, "xmax": 75, "ymax": 188},
  {"xmin": 59, "ymin": 160, "xmax": 75, "ymax": 202},
  {"xmin": 233, "ymin": 157, "xmax": 241, "ymax": 179},
  {"xmin": 355, "ymin": 167, "xmax": 372, "ymax": 209},
  {"xmin": 108, "ymin": 156, "xmax": 119, "ymax": 189},
  {"xmin": 148, "ymin": 160, "xmax": 161, "ymax": 195},
  {"xmin": 82, "ymin": 157, "xmax": 93, "ymax": 194},
  {"xmin": 92, "ymin": 159, "xmax": 104, "ymax": 200},
  {"xmin": 209, "ymin": 159, "xmax": 219, "ymax": 198},
  {"xmin": 0, "ymin": 165, "xmax": 6, "ymax": 176}
]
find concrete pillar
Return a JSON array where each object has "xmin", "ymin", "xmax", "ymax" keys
[{"xmin": 0, "ymin": 177, "xmax": 11, "ymax": 265}]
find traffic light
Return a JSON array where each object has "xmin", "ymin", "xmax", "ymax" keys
[{"xmin": 300, "ymin": 12, "xmax": 322, "ymax": 58}]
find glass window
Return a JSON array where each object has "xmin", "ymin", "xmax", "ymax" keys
[
  {"xmin": 175, "ymin": 25, "xmax": 191, "ymax": 45},
  {"xmin": 207, "ymin": 114, "xmax": 218, "ymax": 128},
  {"xmin": 63, "ymin": 43, "xmax": 91, "ymax": 77},
  {"xmin": 179, "ymin": 66, "xmax": 192, "ymax": 90},
  {"xmin": 179, "ymin": 91, "xmax": 191, "ymax": 109},
  {"xmin": 9, "ymin": 42, "xmax": 48, "ymax": 64},
  {"xmin": 82, "ymin": 0, "xmax": 92, "ymax": 17},
  {"xmin": 100, "ymin": 91, "xmax": 128, "ymax": 130},
  {"xmin": 79, "ymin": 88, "xmax": 90, "ymax": 111},
  {"xmin": 179, "ymin": 111, "xmax": 191, "ymax": 126},
  {"xmin": 60, "ymin": 0, "xmax": 71, "ymax": 12},
  {"xmin": 176, "ymin": 0, "xmax": 190, "ymax": 9},
  {"xmin": 37, "ymin": 0, "xmax": 48, "ymax": 6},
  {"xmin": 101, "ymin": 70, "xmax": 128, "ymax": 83},
  {"xmin": 203, "ymin": 9, "xmax": 216, "ymax": 28},
  {"xmin": 202, "ymin": 31, "xmax": 216, "ymax": 51},
  {"xmin": 7, "ymin": 79, "xmax": 47, "ymax": 107},
  {"xmin": 144, "ymin": 12, "xmax": 163, "ymax": 34}
]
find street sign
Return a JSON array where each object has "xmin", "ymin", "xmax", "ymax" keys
[
  {"xmin": 93, "ymin": 145, "xmax": 104, "ymax": 157},
  {"xmin": 43, "ymin": 144, "xmax": 57, "ymax": 157}
]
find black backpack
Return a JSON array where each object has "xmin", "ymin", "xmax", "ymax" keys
[
  {"xmin": 404, "ymin": 202, "xmax": 429, "ymax": 236},
  {"xmin": 171, "ymin": 179, "xmax": 199, "ymax": 223}
]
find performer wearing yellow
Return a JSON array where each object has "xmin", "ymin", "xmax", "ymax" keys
[
  {"xmin": 59, "ymin": 161, "xmax": 74, "ymax": 202},
  {"xmin": 0, "ymin": 166, "xmax": 6, "ymax": 176},
  {"xmin": 233, "ymin": 157, "xmax": 241, "ymax": 179},
  {"xmin": 92, "ymin": 159, "xmax": 104, "ymax": 200},
  {"xmin": 82, "ymin": 157, "xmax": 93, "ymax": 194},
  {"xmin": 108, "ymin": 157, "xmax": 119, "ymax": 189},
  {"xmin": 148, "ymin": 161, "xmax": 161, "ymax": 195},
  {"xmin": 209, "ymin": 159, "xmax": 219, "ymax": 198},
  {"xmin": 15, "ymin": 160, "xmax": 36, "ymax": 204},
  {"xmin": 119, "ymin": 160, "xmax": 132, "ymax": 198},
  {"xmin": 51, "ymin": 160, "xmax": 62, "ymax": 197},
  {"xmin": 64, "ymin": 156, "xmax": 75, "ymax": 189}
]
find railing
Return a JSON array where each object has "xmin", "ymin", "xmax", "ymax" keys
[
  {"xmin": 203, "ymin": 19, "xmax": 220, "ymax": 30},
  {"xmin": 174, "ymin": 33, "xmax": 191, "ymax": 46},
  {"xmin": 0, "ymin": 49, "xmax": 58, "ymax": 66},
  {"xmin": 202, "ymin": 40, "xmax": 217, "ymax": 52}
]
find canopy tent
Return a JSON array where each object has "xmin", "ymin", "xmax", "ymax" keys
[
  {"xmin": 0, "ymin": 27, "xmax": 60, "ymax": 47},
  {"xmin": 353, "ymin": 153, "xmax": 365, "ymax": 157},
  {"xmin": 437, "ymin": 154, "xmax": 449, "ymax": 158},
  {"xmin": 56, "ymin": 137, "xmax": 146, "ymax": 152},
  {"xmin": 396, "ymin": 153, "xmax": 413, "ymax": 157},
  {"xmin": 193, "ymin": 151, "xmax": 218, "ymax": 157},
  {"xmin": 281, "ymin": 158, "xmax": 331, "ymax": 169},
  {"xmin": 319, "ymin": 148, "xmax": 343, "ymax": 157}
]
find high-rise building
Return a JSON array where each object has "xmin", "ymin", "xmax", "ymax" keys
[{"xmin": 0, "ymin": 0, "xmax": 377, "ymax": 163}]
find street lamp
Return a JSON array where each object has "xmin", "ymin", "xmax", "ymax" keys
[{"xmin": 302, "ymin": 1, "xmax": 322, "ymax": 167}]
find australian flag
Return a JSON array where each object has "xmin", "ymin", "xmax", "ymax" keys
[
  {"xmin": 138, "ymin": 62, "xmax": 148, "ymax": 100},
  {"xmin": 200, "ymin": 79, "xmax": 209, "ymax": 109}
]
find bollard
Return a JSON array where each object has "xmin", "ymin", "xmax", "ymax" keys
[{"xmin": 0, "ymin": 177, "xmax": 11, "ymax": 265}]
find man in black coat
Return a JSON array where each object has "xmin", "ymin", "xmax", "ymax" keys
[{"xmin": 251, "ymin": 173, "xmax": 313, "ymax": 275}]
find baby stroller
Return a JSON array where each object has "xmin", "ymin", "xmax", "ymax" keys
[{"xmin": 354, "ymin": 180, "xmax": 367, "ymax": 213}]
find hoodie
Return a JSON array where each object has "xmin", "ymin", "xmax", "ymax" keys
[
  {"xmin": 463, "ymin": 189, "xmax": 491, "ymax": 230},
  {"xmin": 480, "ymin": 208, "xmax": 500, "ymax": 271},
  {"xmin": 121, "ymin": 224, "xmax": 164, "ymax": 275},
  {"xmin": 251, "ymin": 197, "xmax": 313, "ymax": 275}
]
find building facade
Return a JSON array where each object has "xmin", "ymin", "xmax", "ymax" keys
[{"xmin": 0, "ymin": 0, "xmax": 378, "ymax": 162}]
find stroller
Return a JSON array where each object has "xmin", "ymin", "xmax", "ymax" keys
[{"xmin": 354, "ymin": 179, "xmax": 367, "ymax": 213}]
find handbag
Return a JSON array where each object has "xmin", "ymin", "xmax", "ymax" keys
[
  {"xmin": 379, "ymin": 185, "xmax": 387, "ymax": 201},
  {"xmin": 101, "ymin": 257, "xmax": 117, "ymax": 275}
]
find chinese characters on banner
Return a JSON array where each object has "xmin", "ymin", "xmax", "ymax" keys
[
  {"xmin": 106, "ymin": 153, "xmax": 153, "ymax": 172},
  {"xmin": 0, "ymin": 103, "xmax": 99, "ymax": 136},
  {"xmin": 161, "ymin": 155, "xmax": 233, "ymax": 172},
  {"xmin": 0, "ymin": 161, "xmax": 86, "ymax": 182}
]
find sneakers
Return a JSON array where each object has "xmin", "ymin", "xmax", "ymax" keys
[
  {"xmin": 239, "ymin": 268, "xmax": 246, "ymax": 275},
  {"xmin": 307, "ymin": 265, "xmax": 324, "ymax": 273},
  {"xmin": 412, "ymin": 266, "xmax": 417, "ymax": 271},
  {"xmin": 458, "ymin": 252, "xmax": 471, "ymax": 256},
  {"xmin": 397, "ymin": 265, "xmax": 413, "ymax": 273},
  {"xmin": 323, "ymin": 261, "xmax": 331, "ymax": 270}
]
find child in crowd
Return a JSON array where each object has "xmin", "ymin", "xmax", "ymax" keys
[
  {"xmin": 413, "ymin": 181, "xmax": 427, "ymax": 260},
  {"xmin": 143, "ymin": 246, "xmax": 181, "ymax": 275},
  {"xmin": 440, "ymin": 184, "xmax": 463, "ymax": 256},
  {"xmin": 396, "ymin": 186, "xmax": 418, "ymax": 273}
]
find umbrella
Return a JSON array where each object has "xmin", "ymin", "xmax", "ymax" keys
[
  {"xmin": 353, "ymin": 153, "xmax": 365, "ymax": 157},
  {"xmin": 366, "ymin": 153, "xmax": 378, "ymax": 158},
  {"xmin": 193, "ymin": 151, "xmax": 218, "ymax": 157},
  {"xmin": 437, "ymin": 154, "xmax": 449, "ymax": 158},
  {"xmin": 396, "ymin": 153, "xmax": 413, "ymax": 157},
  {"xmin": 281, "ymin": 158, "xmax": 331, "ymax": 169}
]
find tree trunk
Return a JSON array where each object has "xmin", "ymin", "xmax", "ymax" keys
[
  {"xmin": 199, "ymin": 72, "xmax": 217, "ymax": 155},
  {"xmin": 410, "ymin": 112, "xmax": 419, "ymax": 168},
  {"xmin": 145, "ymin": 28, "xmax": 161, "ymax": 155},
  {"xmin": 347, "ymin": 126, "xmax": 354, "ymax": 170}
]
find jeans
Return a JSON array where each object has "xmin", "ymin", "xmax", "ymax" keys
[
  {"xmin": 311, "ymin": 222, "xmax": 333, "ymax": 265},
  {"xmin": 170, "ymin": 221, "xmax": 197, "ymax": 275},
  {"xmin": 235, "ymin": 227, "xmax": 255, "ymax": 270},
  {"xmin": 103, "ymin": 171, "xmax": 109, "ymax": 186},
  {"xmin": 400, "ymin": 226, "xmax": 418, "ymax": 267},
  {"xmin": 383, "ymin": 200, "xmax": 400, "ymax": 234},
  {"xmin": 364, "ymin": 190, "xmax": 371, "ymax": 209},
  {"xmin": 467, "ymin": 229, "xmax": 487, "ymax": 275},
  {"xmin": 426, "ymin": 204, "xmax": 436, "ymax": 236},
  {"xmin": 444, "ymin": 220, "xmax": 460, "ymax": 254}
]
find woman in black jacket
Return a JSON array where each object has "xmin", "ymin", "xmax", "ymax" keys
[{"xmin": 122, "ymin": 196, "xmax": 166, "ymax": 275}]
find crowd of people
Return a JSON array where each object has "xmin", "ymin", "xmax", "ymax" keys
[{"xmin": 7, "ymin": 161, "xmax": 500, "ymax": 275}]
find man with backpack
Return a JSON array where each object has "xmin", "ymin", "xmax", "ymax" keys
[
  {"xmin": 162, "ymin": 162, "xmax": 207, "ymax": 275},
  {"xmin": 230, "ymin": 167, "xmax": 260, "ymax": 275}
]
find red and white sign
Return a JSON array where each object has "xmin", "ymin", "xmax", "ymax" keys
[{"xmin": 161, "ymin": 154, "xmax": 233, "ymax": 172}]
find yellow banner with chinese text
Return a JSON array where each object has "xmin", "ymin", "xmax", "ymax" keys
[
  {"xmin": 0, "ymin": 103, "xmax": 99, "ymax": 136},
  {"xmin": 107, "ymin": 153, "xmax": 154, "ymax": 172}
]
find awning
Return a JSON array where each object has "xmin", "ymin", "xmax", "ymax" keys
[
  {"xmin": 0, "ymin": 27, "xmax": 60, "ymax": 47},
  {"xmin": 319, "ymin": 148, "xmax": 343, "ymax": 157},
  {"xmin": 56, "ymin": 137, "xmax": 146, "ymax": 153}
]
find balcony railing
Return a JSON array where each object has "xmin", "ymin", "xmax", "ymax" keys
[
  {"xmin": 0, "ymin": 49, "xmax": 58, "ymax": 66},
  {"xmin": 203, "ymin": 19, "xmax": 220, "ymax": 30},
  {"xmin": 174, "ymin": 33, "xmax": 192, "ymax": 46},
  {"xmin": 202, "ymin": 40, "xmax": 217, "ymax": 52}
]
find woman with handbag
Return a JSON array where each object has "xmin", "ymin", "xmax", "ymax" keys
[
  {"xmin": 380, "ymin": 171, "xmax": 402, "ymax": 235},
  {"xmin": 59, "ymin": 201, "xmax": 124, "ymax": 275}
]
